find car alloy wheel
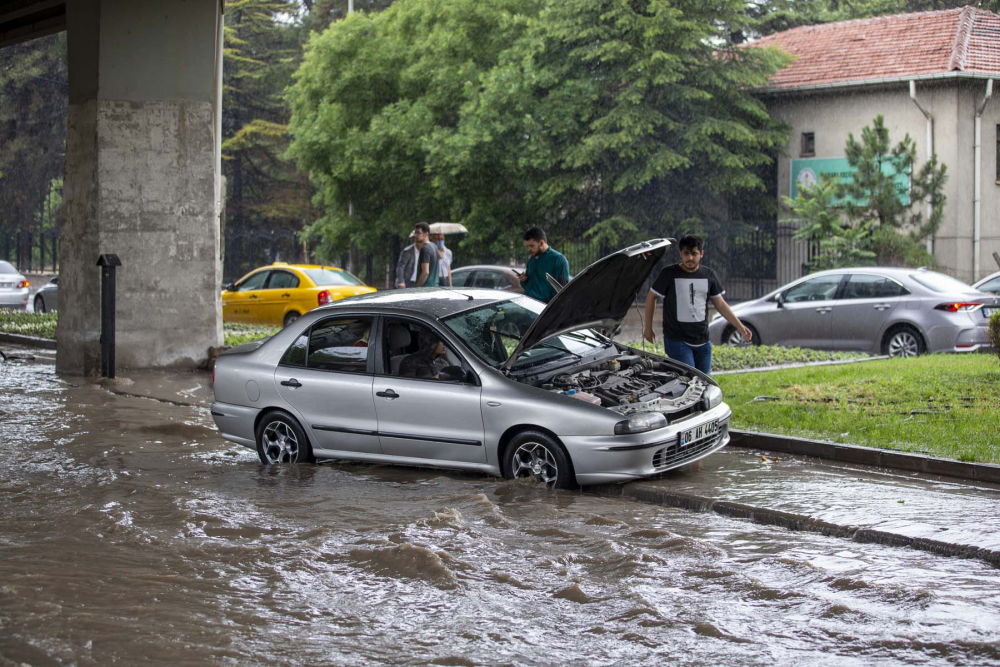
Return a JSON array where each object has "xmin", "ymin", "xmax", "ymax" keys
[
  {"xmin": 261, "ymin": 421, "xmax": 300, "ymax": 463},
  {"xmin": 283, "ymin": 312, "xmax": 300, "ymax": 328},
  {"xmin": 888, "ymin": 331, "xmax": 919, "ymax": 358},
  {"xmin": 34, "ymin": 296, "xmax": 45, "ymax": 313},
  {"xmin": 511, "ymin": 442, "xmax": 560, "ymax": 486}
]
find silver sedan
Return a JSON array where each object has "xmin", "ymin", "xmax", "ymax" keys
[
  {"xmin": 0, "ymin": 261, "xmax": 30, "ymax": 310},
  {"xmin": 973, "ymin": 270, "xmax": 1000, "ymax": 295},
  {"xmin": 708, "ymin": 267, "xmax": 1000, "ymax": 356},
  {"xmin": 211, "ymin": 240, "xmax": 731, "ymax": 488}
]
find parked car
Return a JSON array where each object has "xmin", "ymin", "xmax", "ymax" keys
[
  {"xmin": 973, "ymin": 270, "xmax": 1000, "ymax": 295},
  {"xmin": 222, "ymin": 263, "xmax": 376, "ymax": 328},
  {"xmin": 708, "ymin": 267, "xmax": 1000, "ymax": 357},
  {"xmin": 0, "ymin": 261, "xmax": 30, "ymax": 310},
  {"xmin": 450, "ymin": 264, "xmax": 525, "ymax": 293},
  {"xmin": 211, "ymin": 239, "xmax": 731, "ymax": 488},
  {"xmin": 33, "ymin": 276, "xmax": 58, "ymax": 313}
]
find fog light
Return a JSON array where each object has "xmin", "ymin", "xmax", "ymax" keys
[{"xmin": 614, "ymin": 411, "xmax": 667, "ymax": 435}]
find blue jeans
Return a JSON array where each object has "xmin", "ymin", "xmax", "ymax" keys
[{"xmin": 663, "ymin": 338, "xmax": 712, "ymax": 375}]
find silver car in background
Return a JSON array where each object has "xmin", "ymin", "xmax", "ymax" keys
[
  {"xmin": 708, "ymin": 267, "xmax": 1000, "ymax": 357},
  {"xmin": 211, "ymin": 239, "xmax": 731, "ymax": 488},
  {"xmin": 33, "ymin": 276, "xmax": 58, "ymax": 313},
  {"xmin": 0, "ymin": 260, "xmax": 30, "ymax": 310},
  {"xmin": 973, "ymin": 270, "xmax": 1000, "ymax": 295}
]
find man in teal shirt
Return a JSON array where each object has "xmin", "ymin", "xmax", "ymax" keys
[{"xmin": 519, "ymin": 226, "xmax": 570, "ymax": 303}]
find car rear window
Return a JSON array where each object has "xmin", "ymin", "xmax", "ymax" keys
[
  {"xmin": 0, "ymin": 261, "xmax": 17, "ymax": 275},
  {"xmin": 303, "ymin": 268, "xmax": 363, "ymax": 286},
  {"xmin": 909, "ymin": 272, "xmax": 975, "ymax": 294}
]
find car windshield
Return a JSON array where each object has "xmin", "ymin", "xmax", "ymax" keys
[
  {"xmin": 303, "ymin": 268, "xmax": 363, "ymax": 286},
  {"xmin": 442, "ymin": 297, "xmax": 607, "ymax": 369},
  {"xmin": 909, "ymin": 271, "xmax": 976, "ymax": 294}
]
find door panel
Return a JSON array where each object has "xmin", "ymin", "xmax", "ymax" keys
[
  {"xmin": 260, "ymin": 270, "xmax": 301, "ymax": 324},
  {"xmin": 772, "ymin": 274, "xmax": 846, "ymax": 348},
  {"xmin": 375, "ymin": 318, "xmax": 486, "ymax": 464},
  {"xmin": 226, "ymin": 270, "xmax": 270, "ymax": 323},
  {"xmin": 831, "ymin": 274, "xmax": 902, "ymax": 351}
]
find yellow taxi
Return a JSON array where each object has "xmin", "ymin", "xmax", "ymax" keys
[{"xmin": 222, "ymin": 263, "xmax": 376, "ymax": 327}]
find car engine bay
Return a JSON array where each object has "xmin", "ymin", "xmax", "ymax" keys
[{"xmin": 532, "ymin": 354, "xmax": 709, "ymax": 420}]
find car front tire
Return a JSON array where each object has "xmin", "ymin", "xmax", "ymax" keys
[
  {"xmin": 882, "ymin": 324, "xmax": 925, "ymax": 358},
  {"xmin": 255, "ymin": 410, "xmax": 315, "ymax": 464},
  {"xmin": 723, "ymin": 323, "xmax": 760, "ymax": 346},
  {"xmin": 503, "ymin": 430, "xmax": 575, "ymax": 489}
]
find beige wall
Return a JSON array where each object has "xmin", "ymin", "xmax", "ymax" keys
[{"xmin": 766, "ymin": 79, "xmax": 1000, "ymax": 284}]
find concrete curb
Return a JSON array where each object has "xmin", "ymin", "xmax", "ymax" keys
[
  {"xmin": 0, "ymin": 332, "xmax": 57, "ymax": 349},
  {"xmin": 589, "ymin": 482, "xmax": 1000, "ymax": 567},
  {"xmin": 729, "ymin": 430, "xmax": 1000, "ymax": 485},
  {"xmin": 714, "ymin": 355, "xmax": 889, "ymax": 375}
]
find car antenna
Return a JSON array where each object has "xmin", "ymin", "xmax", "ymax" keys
[{"xmin": 441, "ymin": 286, "xmax": 474, "ymax": 300}]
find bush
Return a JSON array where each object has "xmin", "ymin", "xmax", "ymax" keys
[{"xmin": 989, "ymin": 311, "xmax": 1000, "ymax": 363}]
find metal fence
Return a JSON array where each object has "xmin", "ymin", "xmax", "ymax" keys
[{"xmin": 0, "ymin": 230, "xmax": 60, "ymax": 273}]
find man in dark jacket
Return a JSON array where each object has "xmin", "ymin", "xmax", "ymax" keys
[
  {"xmin": 395, "ymin": 222, "xmax": 439, "ymax": 288},
  {"xmin": 518, "ymin": 226, "xmax": 569, "ymax": 303}
]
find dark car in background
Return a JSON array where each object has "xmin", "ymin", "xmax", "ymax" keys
[
  {"xmin": 33, "ymin": 276, "xmax": 58, "ymax": 313},
  {"xmin": 450, "ymin": 265, "xmax": 524, "ymax": 293},
  {"xmin": 708, "ymin": 267, "xmax": 1000, "ymax": 357}
]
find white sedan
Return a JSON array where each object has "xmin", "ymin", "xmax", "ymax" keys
[{"xmin": 0, "ymin": 261, "xmax": 30, "ymax": 310}]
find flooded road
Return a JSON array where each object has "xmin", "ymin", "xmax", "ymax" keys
[{"xmin": 2, "ymin": 354, "xmax": 1000, "ymax": 666}]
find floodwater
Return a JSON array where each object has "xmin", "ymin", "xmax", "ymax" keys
[{"xmin": 2, "ymin": 355, "xmax": 1000, "ymax": 666}]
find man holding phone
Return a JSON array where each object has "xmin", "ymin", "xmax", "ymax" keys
[{"xmin": 519, "ymin": 227, "xmax": 570, "ymax": 303}]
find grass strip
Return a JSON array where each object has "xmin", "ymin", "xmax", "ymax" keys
[
  {"xmin": 622, "ymin": 340, "xmax": 867, "ymax": 372},
  {"xmin": 715, "ymin": 353, "xmax": 1000, "ymax": 463}
]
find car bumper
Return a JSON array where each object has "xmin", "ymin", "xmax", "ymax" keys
[
  {"xmin": 0, "ymin": 288, "xmax": 29, "ymax": 307},
  {"xmin": 563, "ymin": 403, "xmax": 732, "ymax": 485},
  {"xmin": 211, "ymin": 401, "xmax": 260, "ymax": 449}
]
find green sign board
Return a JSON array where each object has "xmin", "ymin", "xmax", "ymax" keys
[{"xmin": 790, "ymin": 157, "xmax": 910, "ymax": 206}]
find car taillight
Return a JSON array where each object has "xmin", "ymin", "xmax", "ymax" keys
[
  {"xmin": 318, "ymin": 290, "xmax": 331, "ymax": 306},
  {"xmin": 934, "ymin": 302, "xmax": 982, "ymax": 312},
  {"xmin": 17, "ymin": 280, "xmax": 29, "ymax": 289}
]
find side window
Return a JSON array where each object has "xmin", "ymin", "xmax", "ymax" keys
[
  {"xmin": 237, "ymin": 271, "xmax": 270, "ymax": 292},
  {"xmin": 843, "ymin": 274, "xmax": 886, "ymax": 299},
  {"xmin": 451, "ymin": 270, "xmax": 472, "ymax": 287},
  {"xmin": 267, "ymin": 270, "xmax": 300, "ymax": 290},
  {"xmin": 307, "ymin": 317, "xmax": 372, "ymax": 373},
  {"xmin": 783, "ymin": 274, "xmax": 844, "ymax": 303},
  {"xmin": 979, "ymin": 276, "xmax": 1000, "ymax": 294},
  {"xmin": 473, "ymin": 271, "xmax": 508, "ymax": 289},
  {"xmin": 880, "ymin": 279, "xmax": 909, "ymax": 298},
  {"xmin": 280, "ymin": 332, "xmax": 308, "ymax": 367},
  {"xmin": 384, "ymin": 319, "xmax": 462, "ymax": 381}
]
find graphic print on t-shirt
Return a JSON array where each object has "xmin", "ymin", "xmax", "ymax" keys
[{"xmin": 675, "ymin": 278, "xmax": 709, "ymax": 322}]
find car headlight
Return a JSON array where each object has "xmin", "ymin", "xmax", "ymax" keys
[
  {"xmin": 614, "ymin": 411, "xmax": 667, "ymax": 435},
  {"xmin": 703, "ymin": 385, "xmax": 723, "ymax": 410}
]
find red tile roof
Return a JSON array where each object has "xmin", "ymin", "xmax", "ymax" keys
[{"xmin": 750, "ymin": 6, "xmax": 1000, "ymax": 90}]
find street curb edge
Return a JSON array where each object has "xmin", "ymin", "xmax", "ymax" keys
[{"xmin": 0, "ymin": 332, "xmax": 57, "ymax": 349}]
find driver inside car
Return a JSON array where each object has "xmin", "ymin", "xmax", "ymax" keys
[{"xmin": 399, "ymin": 332, "xmax": 449, "ymax": 379}]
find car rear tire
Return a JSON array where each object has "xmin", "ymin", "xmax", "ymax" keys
[
  {"xmin": 722, "ymin": 323, "xmax": 760, "ymax": 346},
  {"xmin": 34, "ymin": 295, "xmax": 45, "ymax": 314},
  {"xmin": 882, "ymin": 325, "xmax": 925, "ymax": 358},
  {"xmin": 283, "ymin": 311, "xmax": 300, "ymax": 328},
  {"xmin": 255, "ymin": 410, "xmax": 315, "ymax": 464},
  {"xmin": 502, "ymin": 430, "xmax": 575, "ymax": 490}
]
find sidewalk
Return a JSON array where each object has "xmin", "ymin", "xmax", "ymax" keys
[{"xmin": 7, "ymin": 347, "xmax": 999, "ymax": 567}]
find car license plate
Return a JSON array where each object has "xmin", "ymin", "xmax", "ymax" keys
[
  {"xmin": 0, "ymin": 282, "xmax": 12, "ymax": 290},
  {"xmin": 983, "ymin": 307, "xmax": 998, "ymax": 319},
  {"xmin": 678, "ymin": 419, "xmax": 720, "ymax": 447}
]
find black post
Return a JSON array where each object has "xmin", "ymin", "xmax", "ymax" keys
[{"xmin": 97, "ymin": 254, "xmax": 122, "ymax": 378}]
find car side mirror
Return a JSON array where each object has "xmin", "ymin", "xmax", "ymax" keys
[
  {"xmin": 225, "ymin": 283, "xmax": 236, "ymax": 292},
  {"xmin": 51, "ymin": 277, "xmax": 59, "ymax": 285},
  {"xmin": 439, "ymin": 365, "xmax": 471, "ymax": 383},
  {"xmin": 776, "ymin": 293, "xmax": 785, "ymax": 308}
]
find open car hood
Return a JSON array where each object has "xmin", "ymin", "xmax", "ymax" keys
[{"xmin": 501, "ymin": 238, "xmax": 671, "ymax": 372}]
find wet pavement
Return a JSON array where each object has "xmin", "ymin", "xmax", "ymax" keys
[{"xmin": 2, "ymin": 347, "xmax": 1000, "ymax": 666}]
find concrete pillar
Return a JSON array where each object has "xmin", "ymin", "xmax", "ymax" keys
[{"xmin": 58, "ymin": 0, "xmax": 223, "ymax": 374}]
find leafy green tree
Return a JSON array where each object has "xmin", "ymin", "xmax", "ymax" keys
[
  {"xmin": 288, "ymin": 0, "xmax": 791, "ymax": 260},
  {"xmin": 0, "ymin": 33, "xmax": 67, "ymax": 257},
  {"xmin": 785, "ymin": 115, "xmax": 946, "ymax": 269}
]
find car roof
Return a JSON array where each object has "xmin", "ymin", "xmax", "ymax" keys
[
  {"xmin": 269, "ymin": 263, "xmax": 347, "ymax": 271},
  {"xmin": 314, "ymin": 287, "xmax": 520, "ymax": 319},
  {"xmin": 974, "ymin": 269, "xmax": 1000, "ymax": 285}
]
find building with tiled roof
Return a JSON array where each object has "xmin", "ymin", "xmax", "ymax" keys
[{"xmin": 750, "ymin": 7, "xmax": 1000, "ymax": 284}]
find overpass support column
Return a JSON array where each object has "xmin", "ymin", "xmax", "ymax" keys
[{"xmin": 58, "ymin": 0, "xmax": 224, "ymax": 374}]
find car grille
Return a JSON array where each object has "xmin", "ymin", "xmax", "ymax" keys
[{"xmin": 651, "ymin": 423, "xmax": 728, "ymax": 471}]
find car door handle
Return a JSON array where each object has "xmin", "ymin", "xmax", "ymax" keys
[
  {"xmin": 376, "ymin": 389, "xmax": 399, "ymax": 399},
  {"xmin": 280, "ymin": 379, "xmax": 302, "ymax": 388},
  {"xmin": 249, "ymin": 294, "xmax": 258, "ymax": 299},
  {"xmin": 282, "ymin": 293, "xmax": 291, "ymax": 298},
  {"xmin": 815, "ymin": 307, "xmax": 831, "ymax": 314},
  {"xmin": 874, "ymin": 303, "xmax": 891, "ymax": 310}
]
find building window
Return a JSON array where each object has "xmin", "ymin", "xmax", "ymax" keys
[{"xmin": 801, "ymin": 132, "xmax": 815, "ymax": 157}]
